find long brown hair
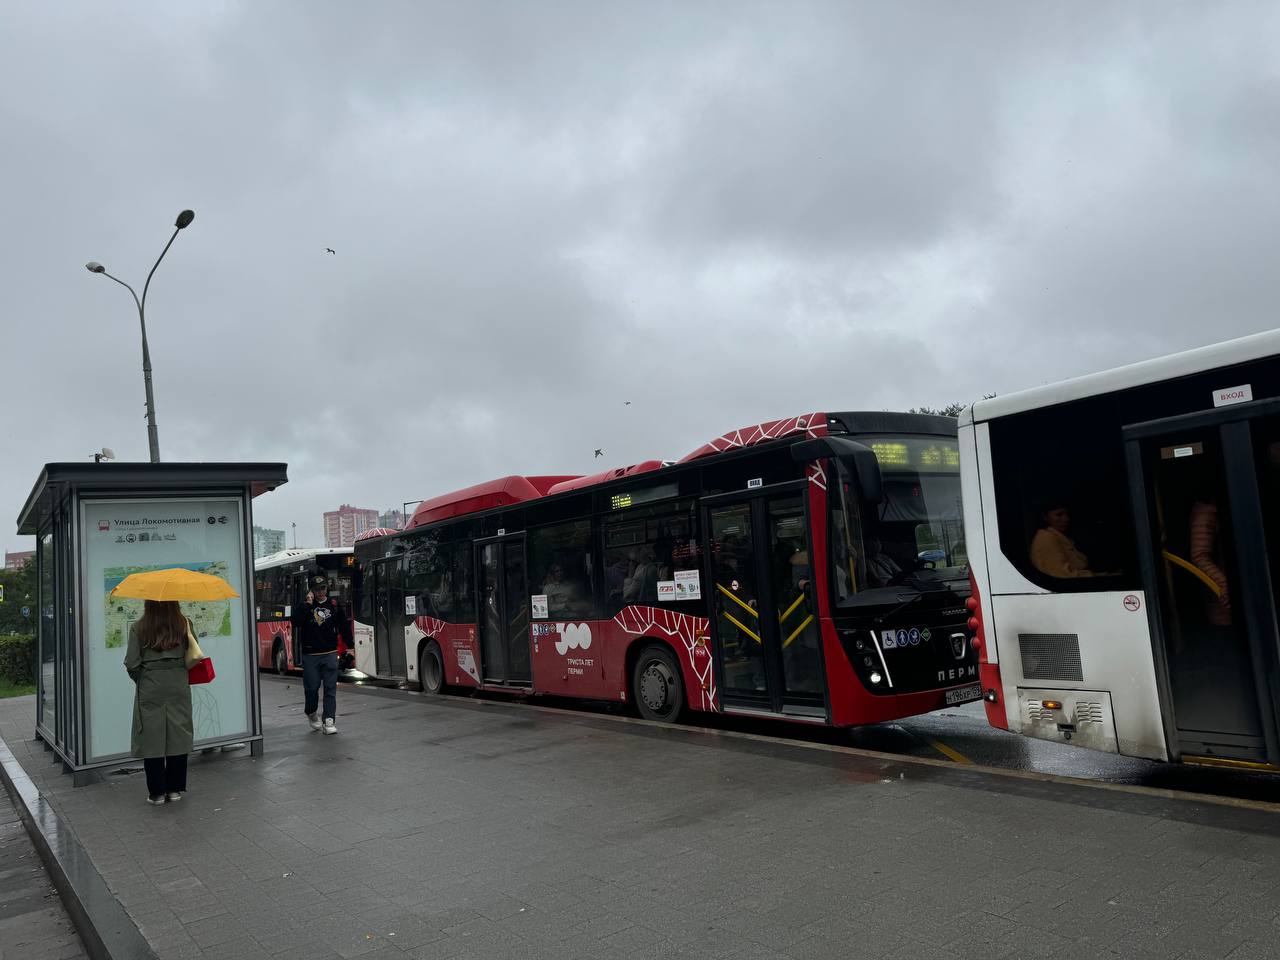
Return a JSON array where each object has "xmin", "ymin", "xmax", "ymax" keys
[{"xmin": 137, "ymin": 600, "xmax": 187, "ymax": 651}]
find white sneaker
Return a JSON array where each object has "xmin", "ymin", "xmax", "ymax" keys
[
  {"xmin": 322, "ymin": 718, "xmax": 337, "ymax": 735},
  {"xmin": 165, "ymin": 792, "xmax": 183, "ymax": 802},
  {"xmin": 307, "ymin": 713, "xmax": 322, "ymax": 731}
]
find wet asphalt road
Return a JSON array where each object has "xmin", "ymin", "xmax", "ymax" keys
[{"xmin": 332, "ymin": 673, "xmax": 1280, "ymax": 808}]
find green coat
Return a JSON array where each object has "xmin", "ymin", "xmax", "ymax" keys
[{"xmin": 124, "ymin": 623, "xmax": 193, "ymax": 759}]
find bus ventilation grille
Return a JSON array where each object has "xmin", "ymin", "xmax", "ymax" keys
[
  {"xmin": 1025, "ymin": 701, "xmax": 1053, "ymax": 722},
  {"xmin": 1075, "ymin": 701, "xmax": 1105, "ymax": 725},
  {"xmin": 1017, "ymin": 634, "xmax": 1083, "ymax": 682}
]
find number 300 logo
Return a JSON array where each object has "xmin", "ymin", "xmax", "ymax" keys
[{"xmin": 554, "ymin": 623, "xmax": 592, "ymax": 656}]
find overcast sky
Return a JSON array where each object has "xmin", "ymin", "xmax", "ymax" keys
[{"xmin": 4, "ymin": 2, "xmax": 1280, "ymax": 553}]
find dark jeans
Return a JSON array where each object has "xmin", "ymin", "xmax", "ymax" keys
[
  {"xmin": 143, "ymin": 755, "xmax": 188, "ymax": 796},
  {"xmin": 303, "ymin": 652, "xmax": 338, "ymax": 721}
]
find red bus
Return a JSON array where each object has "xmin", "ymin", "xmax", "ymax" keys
[
  {"xmin": 352, "ymin": 412, "xmax": 978, "ymax": 726},
  {"xmin": 254, "ymin": 548, "xmax": 358, "ymax": 675}
]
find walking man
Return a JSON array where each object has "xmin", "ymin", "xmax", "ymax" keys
[{"xmin": 299, "ymin": 576, "xmax": 351, "ymax": 735}]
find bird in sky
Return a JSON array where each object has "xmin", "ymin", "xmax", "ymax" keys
[
  {"xmin": 594, "ymin": 449, "xmax": 603, "ymax": 458},
  {"xmin": 325, "ymin": 248, "xmax": 336, "ymax": 255},
  {"xmin": 623, "ymin": 401, "xmax": 631, "ymax": 406}
]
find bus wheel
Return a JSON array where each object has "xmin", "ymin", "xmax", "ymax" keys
[
  {"xmin": 632, "ymin": 645, "xmax": 684, "ymax": 723},
  {"xmin": 420, "ymin": 641, "xmax": 446, "ymax": 695},
  {"xmin": 273, "ymin": 641, "xmax": 288, "ymax": 675}
]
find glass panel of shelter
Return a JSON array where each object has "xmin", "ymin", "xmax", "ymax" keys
[{"xmin": 38, "ymin": 531, "xmax": 54, "ymax": 744}]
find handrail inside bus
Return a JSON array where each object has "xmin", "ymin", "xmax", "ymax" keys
[{"xmin": 1161, "ymin": 550, "xmax": 1224, "ymax": 597}]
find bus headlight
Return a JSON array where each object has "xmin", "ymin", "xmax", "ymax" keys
[{"xmin": 870, "ymin": 671, "xmax": 883, "ymax": 685}]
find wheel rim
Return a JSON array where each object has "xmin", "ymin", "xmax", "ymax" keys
[
  {"xmin": 638, "ymin": 659, "xmax": 674, "ymax": 714},
  {"xmin": 424, "ymin": 649, "xmax": 442, "ymax": 690}
]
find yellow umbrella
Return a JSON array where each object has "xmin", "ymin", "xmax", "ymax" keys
[{"xmin": 110, "ymin": 568, "xmax": 240, "ymax": 602}]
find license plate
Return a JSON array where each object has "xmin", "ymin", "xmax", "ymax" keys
[{"xmin": 945, "ymin": 683, "xmax": 982, "ymax": 705}]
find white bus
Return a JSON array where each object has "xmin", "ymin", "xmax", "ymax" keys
[{"xmin": 960, "ymin": 329, "xmax": 1280, "ymax": 770}]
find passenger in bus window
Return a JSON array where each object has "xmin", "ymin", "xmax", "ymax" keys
[
  {"xmin": 541, "ymin": 562, "xmax": 584, "ymax": 615},
  {"xmin": 606, "ymin": 553, "xmax": 631, "ymax": 606},
  {"xmin": 1029, "ymin": 503, "xmax": 1095, "ymax": 578},
  {"xmin": 623, "ymin": 547, "xmax": 660, "ymax": 603},
  {"xmin": 1189, "ymin": 498, "xmax": 1231, "ymax": 626}
]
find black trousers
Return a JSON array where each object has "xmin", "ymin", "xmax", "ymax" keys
[{"xmin": 143, "ymin": 755, "xmax": 188, "ymax": 796}]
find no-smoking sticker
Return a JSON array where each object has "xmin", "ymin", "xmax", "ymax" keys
[{"xmin": 1123, "ymin": 595, "xmax": 1141, "ymax": 612}]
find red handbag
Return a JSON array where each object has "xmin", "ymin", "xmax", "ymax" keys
[
  {"xmin": 188, "ymin": 658, "xmax": 215, "ymax": 685},
  {"xmin": 185, "ymin": 619, "xmax": 215, "ymax": 685}
]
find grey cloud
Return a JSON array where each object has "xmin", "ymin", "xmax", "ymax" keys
[{"xmin": 4, "ymin": 1, "xmax": 1279, "ymax": 552}]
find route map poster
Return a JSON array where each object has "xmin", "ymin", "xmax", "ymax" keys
[{"xmin": 82, "ymin": 498, "xmax": 250, "ymax": 762}]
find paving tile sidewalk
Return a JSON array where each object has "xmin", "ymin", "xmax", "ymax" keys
[
  {"xmin": 2, "ymin": 680, "xmax": 1279, "ymax": 960},
  {"xmin": 0, "ymin": 772, "xmax": 87, "ymax": 959}
]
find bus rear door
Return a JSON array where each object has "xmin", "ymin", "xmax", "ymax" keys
[{"xmin": 474, "ymin": 536, "xmax": 531, "ymax": 685}]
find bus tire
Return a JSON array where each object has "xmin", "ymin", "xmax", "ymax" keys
[
  {"xmin": 632, "ymin": 644, "xmax": 685, "ymax": 723},
  {"xmin": 420, "ymin": 641, "xmax": 447, "ymax": 695},
  {"xmin": 273, "ymin": 639, "xmax": 288, "ymax": 675}
]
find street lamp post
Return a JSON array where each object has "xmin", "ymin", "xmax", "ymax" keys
[{"xmin": 86, "ymin": 209, "xmax": 195, "ymax": 463}]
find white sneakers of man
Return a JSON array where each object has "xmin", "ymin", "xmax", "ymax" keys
[
  {"xmin": 307, "ymin": 713, "xmax": 322, "ymax": 731},
  {"xmin": 323, "ymin": 718, "xmax": 337, "ymax": 735}
]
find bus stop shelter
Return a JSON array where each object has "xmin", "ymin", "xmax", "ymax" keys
[{"xmin": 16, "ymin": 462, "xmax": 287, "ymax": 785}]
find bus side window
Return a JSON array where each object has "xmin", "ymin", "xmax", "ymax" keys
[
  {"xmin": 990, "ymin": 410, "xmax": 1136, "ymax": 589},
  {"xmin": 258, "ymin": 569, "xmax": 278, "ymax": 614},
  {"xmin": 453, "ymin": 541, "xmax": 474, "ymax": 620},
  {"xmin": 603, "ymin": 499, "xmax": 704, "ymax": 617},
  {"xmin": 528, "ymin": 519, "xmax": 595, "ymax": 620}
]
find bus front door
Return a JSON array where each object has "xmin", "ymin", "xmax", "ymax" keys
[
  {"xmin": 1127, "ymin": 412, "xmax": 1280, "ymax": 767},
  {"xmin": 475, "ymin": 536, "xmax": 531, "ymax": 685},
  {"xmin": 704, "ymin": 490, "xmax": 826, "ymax": 719}
]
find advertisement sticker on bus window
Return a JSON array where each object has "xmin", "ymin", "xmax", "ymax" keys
[
  {"xmin": 531, "ymin": 594, "xmax": 549, "ymax": 619},
  {"xmin": 657, "ymin": 581, "xmax": 677, "ymax": 601},
  {"xmin": 405, "ymin": 595, "xmax": 417, "ymax": 616},
  {"xmin": 674, "ymin": 570, "xmax": 701, "ymax": 600},
  {"xmin": 284, "ymin": 605, "xmax": 291, "ymax": 618}
]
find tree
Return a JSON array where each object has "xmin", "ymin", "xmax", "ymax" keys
[
  {"xmin": 909, "ymin": 403, "xmax": 967, "ymax": 418},
  {"xmin": 0, "ymin": 559, "xmax": 37, "ymax": 636},
  {"xmin": 909, "ymin": 394, "xmax": 997, "ymax": 418}
]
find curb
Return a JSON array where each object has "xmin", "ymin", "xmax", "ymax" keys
[
  {"xmin": 0, "ymin": 734, "xmax": 156, "ymax": 960},
  {"xmin": 290, "ymin": 674, "xmax": 1280, "ymax": 818}
]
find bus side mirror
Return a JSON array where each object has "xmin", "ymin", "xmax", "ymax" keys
[
  {"xmin": 791, "ymin": 438, "xmax": 883, "ymax": 504},
  {"xmin": 842, "ymin": 449, "xmax": 883, "ymax": 505}
]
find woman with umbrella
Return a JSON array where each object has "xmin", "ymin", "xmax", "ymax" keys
[{"xmin": 116, "ymin": 568, "xmax": 231, "ymax": 805}]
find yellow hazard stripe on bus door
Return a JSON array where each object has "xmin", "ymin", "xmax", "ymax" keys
[
  {"xmin": 779, "ymin": 592, "xmax": 806, "ymax": 624},
  {"xmin": 723, "ymin": 612, "xmax": 762, "ymax": 644},
  {"xmin": 717, "ymin": 583, "xmax": 759, "ymax": 619},
  {"xmin": 782, "ymin": 615, "xmax": 814, "ymax": 649}
]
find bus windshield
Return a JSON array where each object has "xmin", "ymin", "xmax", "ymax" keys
[{"xmin": 831, "ymin": 436, "xmax": 967, "ymax": 607}]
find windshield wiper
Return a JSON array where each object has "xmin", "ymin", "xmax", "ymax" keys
[{"xmin": 875, "ymin": 590, "xmax": 926, "ymax": 624}]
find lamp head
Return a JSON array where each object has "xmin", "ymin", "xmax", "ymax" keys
[
  {"xmin": 86, "ymin": 262, "xmax": 105, "ymax": 273},
  {"xmin": 175, "ymin": 210, "xmax": 195, "ymax": 229}
]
